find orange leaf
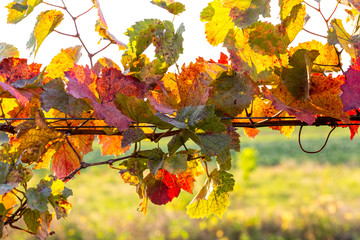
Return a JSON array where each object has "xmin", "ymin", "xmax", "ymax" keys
[
  {"xmin": 52, "ymin": 141, "xmax": 81, "ymax": 179},
  {"xmin": 98, "ymin": 135, "xmax": 130, "ymax": 157}
]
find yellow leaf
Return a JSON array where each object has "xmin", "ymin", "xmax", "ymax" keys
[
  {"xmin": 203, "ymin": 0, "xmax": 235, "ymax": 46},
  {"xmin": 17, "ymin": 128, "xmax": 62, "ymax": 164},
  {"xmin": 279, "ymin": 0, "xmax": 303, "ymax": 20},
  {"xmin": 46, "ymin": 46, "xmax": 82, "ymax": 80},
  {"xmin": 289, "ymin": 40, "xmax": 340, "ymax": 72},
  {"xmin": 27, "ymin": 10, "xmax": 64, "ymax": 56}
]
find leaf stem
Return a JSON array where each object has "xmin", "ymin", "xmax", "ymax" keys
[
  {"xmin": 91, "ymin": 42, "xmax": 112, "ymax": 58},
  {"xmin": 53, "ymin": 29, "xmax": 77, "ymax": 38},
  {"xmin": 75, "ymin": 6, "xmax": 95, "ymax": 19},
  {"xmin": 42, "ymin": 1, "xmax": 65, "ymax": 9},
  {"xmin": 302, "ymin": 28, "xmax": 327, "ymax": 39},
  {"xmin": 61, "ymin": 154, "xmax": 137, "ymax": 182}
]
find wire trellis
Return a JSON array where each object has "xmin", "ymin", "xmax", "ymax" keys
[{"xmin": 1, "ymin": 115, "xmax": 359, "ymax": 153}]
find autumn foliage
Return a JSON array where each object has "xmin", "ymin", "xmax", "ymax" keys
[{"xmin": 1, "ymin": 0, "xmax": 360, "ymax": 238}]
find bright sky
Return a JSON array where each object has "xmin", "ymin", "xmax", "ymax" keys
[{"xmin": 0, "ymin": 0, "xmax": 353, "ymax": 70}]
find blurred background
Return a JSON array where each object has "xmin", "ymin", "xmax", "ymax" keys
[{"xmin": 7, "ymin": 126, "xmax": 360, "ymax": 240}]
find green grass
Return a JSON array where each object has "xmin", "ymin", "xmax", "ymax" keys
[{"xmin": 7, "ymin": 126, "xmax": 360, "ymax": 240}]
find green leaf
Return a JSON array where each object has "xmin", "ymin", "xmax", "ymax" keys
[
  {"xmin": 154, "ymin": 22, "xmax": 185, "ymax": 66},
  {"xmin": 187, "ymin": 169, "xmax": 234, "ymax": 218},
  {"xmin": 125, "ymin": 19, "xmax": 164, "ymax": 57},
  {"xmin": 121, "ymin": 128, "xmax": 145, "ymax": 148},
  {"xmin": 23, "ymin": 209, "xmax": 41, "ymax": 233},
  {"xmin": 200, "ymin": 3, "xmax": 215, "ymax": 22},
  {"xmin": 248, "ymin": 21, "xmax": 289, "ymax": 57},
  {"xmin": 114, "ymin": 93, "xmax": 174, "ymax": 129},
  {"xmin": 167, "ymin": 131, "xmax": 189, "ymax": 155},
  {"xmin": 328, "ymin": 19, "xmax": 357, "ymax": 58},
  {"xmin": 210, "ymin": 70, "xmax": 254, "ymax": 117},
  {"xmin": 230, "ymin": 0, "xmax": 271, "ymax": 29},
  {"xmin": 163, "ymin": 153, "xmax": 187, "ymax": 174},
  {"xmin": 154, "ymin": 113, "xmax": 186, "ymax": 129},
  {"xmin": 40, "ymin": 78, "xmax": 91, "ymax": 118},
  {"xmin": 6, "ymin": 0, "xmax": 43, "ymax": 24},
  {"xmin": 27, "ymin": 10, "xmax": 64, "ymax": 56},
  {"xmin": 279, "ymin": 0, "xmax": 303, "ymax": 20},
  {"xmin": 151, "ymin": 1, "xmax": 186, "ymax": 15},
  {"xmin": 0, "ymin": 160, "xmax": 21, "ymax": 195},
  {"xmin": 0, "ymin": 43, "xmax": 19, "ymax": 62},
  {"xmin": 176, "ymin": 105, "xmax": 226, "ymax": 132},
  {"xmin": 277, "ymin": 49, "xmax": 319, "ymax": 101},
  {"xmin": 198, "ymin": 132, "xmax": 232, "ymax": 158},
  {"xmin": 25, "ymin": 187, "xmax": 51, "ymax": 212},
  {"xmin": 141, "ymin": 148, "xmax": 165, "ymax": 175}
]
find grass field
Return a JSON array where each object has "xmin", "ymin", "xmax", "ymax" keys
[{"xmin": 7, "ymin": 126, "xmax": 360, "ymax": 240}]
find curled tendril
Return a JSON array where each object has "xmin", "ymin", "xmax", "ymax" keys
[{"xmin": 298, "ymin": 125, "xmax": 337, "ymax": 154}]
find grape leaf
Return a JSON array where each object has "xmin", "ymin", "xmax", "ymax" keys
[
  {"xmin": 66, "ymin": 65, "xmax": 132, "ymax": 130},
  {"xmin": 341, "ymin": 58, "xmax": 360, "ymax": 111},
  {"xmin": 279, "ymin": 0, "xmax": 303, "ymax": 20},
  {"xmin": 114, "ymin": 93, "xmax": 175, "ymax": 129},
  {"xmin": 151, "ymin": 0, "xmax": 186, "ymax": 15},
  {"xmin": 97, "ymin": 67, "xmax": 147, "ymax": 102},
  {"xmin": 269, "ymin": 72, "xmax": 349, "ymax": 123},
  {"xmin": 328, "ymin": 19, "xmax": 357, "ymax": 58},
  {"xmin": 224, "ymin": 28, "xmax": 289, "ymax": 78},
  {"xmin": 229, "ymin": 0, "xmax": 271, "ymax": 29},
  {"xmin": 25, "ymin": 187, "xmax": 51, "ymax": 212},
  {"xmin": 17, "ymin": 127, "xmax": 61, "ymax": 164},
  {"xmin": 248, "ymin": 21, "xmax": 289, "ymax": 57},
  {"xmin": 93, "ymin": 0, "xmax": 127, "ymax": 50},
  {"xmin": 93, "ymin": 57, "xmax": 121, "ymax": 76},
  {"xmin": 41, "ymin": 78, "xmax": 91, "ymax": 118},
  {"xmin": 141, "ymin": 148, "xmax": 165, "ymax": 175},
  {"xmin": 123, "ymin": 19, "xmax": 184, "ymax": 74},
  {"xmin": 0, "ymin": 76, "xmax": 30, "ymax": 105},
  {"xmin": 145, "ymin": 169, "xmax": 181, "ymax": 205},
  {"xmin": 198, "ymin": 132, "xmax": 231, "ymax": 158},
  {"xmin": 27, "ymin": 10, "xmax": 64, "ymax": 56},
  {"xmin": 176, "ymin": 172, "xmax": 195, "ymax": 194},
  {"xmin": 276, "ymin": 49, "xmax": 319, "ymax": 101},
  {"xmin": 200, "ymin": 1, "xmax": 234, "ymax": 46},
  {"xmin": 36, "ymin": 211, "xmax": 53, "ymax": 240},
  {"xmin": 210, "ymin": 69, "xmax": 254, "ymax": 117},
  {"xmin": 0, "ymin": 43, "xmax": 19, "ymax": 62},
  {"xmin": 0, "ymin": 161, "xmax": 22, "ymax": 195},
  {"xmin": 289, "ymin": 40, "xmax": 340, "ymax": 72},
  {"xmin": 280, "ymin": 3, "xmax": 306, "ymax": 43},
  {"xmin": 98, "ymin": 135, "xmax": 130, "ymax": 157},
  {"xmin": 121, "ymin": 128, "xmax": 145, "ymax": 148},
  {"xmin": 163, "ymin": 153, "xmax": 187, "ymax": 174},
  {"xmin": 51, "ymin": 141, "xmax": 82, "ymax": 179},
  {"xmin": 187, "ymin": 169, "xmax": 234, "ymax": 218},
  {"xmin": 0, "ymin": 58, "xmax": 41, "ymax": 85},
  {"xmin": 45, "ymin": 46, "xmax": 82, "ymax": 80},
  {"xmin": 175, "ymin": 105, "xmax": 226, "ymax": 132},
  {"xmin": 264, "ymin": 89, "xmax": 316, "ymax": 125},
  {"xmin": 6, "ymin": 0, "xmax": 43, "ymax": 24},
  {"xmin": 23, "ymin": 209, "xmax": 41, "ymax": 233},
  {"xmin": 338, "ymin": 0, "xmax": 360, "ymax": 12}
]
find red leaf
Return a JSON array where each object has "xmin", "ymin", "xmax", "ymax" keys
[
  {"xmin": 0, "ymin": 58, "xmax": 41, "ymax": 84},
  {"xmin": 264, "ymin": 89, "xmax": 316, "ymax": 125},
  {"xmin": 145, "ymin": 169, "xmax": 180, "ymax": 205},
  {"xmin": 66, "ymin": 65, "xmax": 132, "ymax": 130},
  {"xmin": 341, "ymin": 58, "xmax": 360, "ymax": 111},
  {"xmin": 0, "ymin": 80, "xmax": 29, "ymax": 105},
  {"xmin": 176, "ymin": 172, "xmax": 195, "ymax": 194},
  {"xmin": 52, "ymin": 142, "xmax": 81, "ymax": 179},
  {"xmin": 218, "ymin": 52, "xmax": 229, "ymax": 65},
  {"xmin": 97, "ymin": 67, "xmax": 146, "ymax": 102}
]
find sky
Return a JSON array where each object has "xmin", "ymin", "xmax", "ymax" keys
[{"xmin": 0, "ymin": 0, "xmax": 353, "ymax": 70}]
